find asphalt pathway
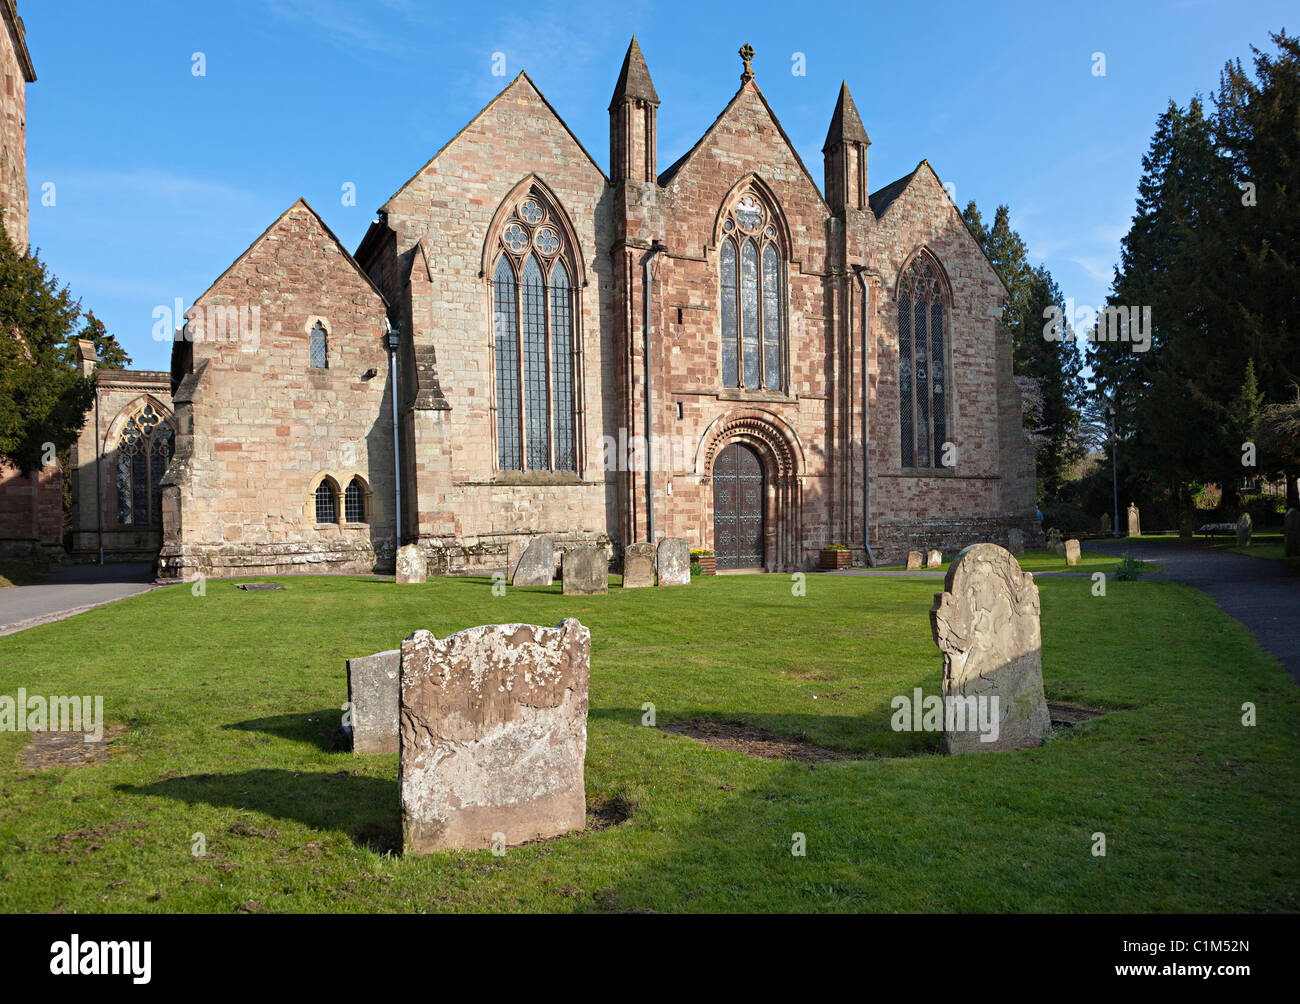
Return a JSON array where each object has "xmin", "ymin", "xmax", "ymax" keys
[{"xmin": 0, "ymin": 562, "xmax": 159, "ymax": 637}]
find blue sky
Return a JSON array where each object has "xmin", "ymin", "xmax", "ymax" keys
[{"xmin": 22, "ymin": 0, "xmax": 1293, "ymax": 371}]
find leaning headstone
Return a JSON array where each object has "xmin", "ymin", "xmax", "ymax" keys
[
  {"xmin": 622, "ymin": 542, "xmax": 656, "ymax": 588},
  {"xmin": 1006, "ymin": 528, "xmax": 1025, "ymax": 555},
  {"xmin": 930, "ymin": 543, "xmax": 1050, "ymax": 755},
  {"xmin": 511, "ymin": 535, "xmax": 554, "ymax": 586},
  {"xmin": 1285, "ymin": 508, "xmax": 1299, "ymax": 558},
  {"xmin": 1064, "ymin": 538, "xmax": 1081, "ymax": 566},
  {"xmin": 906, "ymin": 550, "xmax": 923, "ymax": 571},
  {"xmin": 1127, "ymin": 503, "xmax": 1141, "ymax": 538},
  {"xmin": 346, "ymin": 649, "xmax": 400, "ymax": 755},
  {"xmin": 656, "ymin": 538, "xmax": 691, "ymax": 586},
  {"xmin": 400, "ymin": 618, "xmax": 590, "ymax": 853},
  {"xmin": 926, "ymin": 549, "xmax": 943, "ymax": 569},
  {"xmin": 562, "ymin": 546, "xmax": 607, "ymax": 595},
  {"xmin": 1236, "ymin": 512, "xmax": 1253, "ymax": 547},
  {"xmin": 1045, "ymin": 527, "xmax": 1064, "ymax": 555},
  {"xmin": 1099, "ymin": 512, "xmax": 1112, "ymax": 536},
  {"xmin": 395, "ymin": 543, "xmax": 427, "ymax": 585},
  {"xmin": 1179, "ymin": 511, "xmax": 1196, "ymax": 541}
]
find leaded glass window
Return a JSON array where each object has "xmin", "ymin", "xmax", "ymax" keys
[
  {"xmin": 310, "ymin": 322, "xmax": 328, "ymax": 369},
  {"xmin": 344, "ymin": 478, "xmax": 366, "ymax": 523},
  {"xmin": 315, "ymin": 481, "xmax": 337, "ymax": 523},
  {"xmin": 489, "ymin": 193, "xmax": 579, "ymax": 471},
  {"xmin": 115, "ymin": 402, "xmax": 172, "ymax": 526},
  {"xmin": 718, "ymin": 192, "xmax": 784, "ymax": 390},
  {"xmin": 898, "ymin": 251, "xmax": 950, "ymax": 469}
]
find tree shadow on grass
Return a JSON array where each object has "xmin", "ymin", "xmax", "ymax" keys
[
  {"xmin": 117, "ymin": 769, "xmax": 401, "ymax": 854},
  {"xmin": 224, "ymin": 710, "xmax": 350, "ymax": 753}
]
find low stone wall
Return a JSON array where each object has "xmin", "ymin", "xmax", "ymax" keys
[
  {"xmin": 156, "ymin": 539, "xmax": 394, "ymax": 581},
  {"xmin": 866, "ymin": 516, "xmax": 1044, "ymax": 567}
]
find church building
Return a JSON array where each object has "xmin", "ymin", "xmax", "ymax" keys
[{"xmin": 104, "ymin": 40, "xmax": 1039, "ymax": 578}]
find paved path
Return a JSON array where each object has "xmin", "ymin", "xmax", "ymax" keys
[
  {"xmin": 0, "ymin": 562, "xmax": 159, "ymax": 637},
  {"xmin": 1088, "ymin": 539, "xmax": 1299, "ymax": 683}
]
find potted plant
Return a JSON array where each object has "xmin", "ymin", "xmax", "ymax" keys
[
  {"xmin": 819, "ymin": 544, "xmax": 852, "ymax": 569},
  {"xmin": 690, "ymin": 548, "xmax": 716, "ymax": 575}
]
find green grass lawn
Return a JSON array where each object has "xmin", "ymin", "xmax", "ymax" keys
[
  {"xmin": 0, "ymin": 570, "xmax": 1296, "ymax": 913},
  {"xmin": 872, "ymin": 547, "xmax": 1159, "ymax": 576}
]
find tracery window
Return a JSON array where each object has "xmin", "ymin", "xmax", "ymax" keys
[
  {"xmin": 344, "ymin": 478, "xmax": 366, "ymax": 523},
  {"xmin": 315, "ymin": 480, "xmax": 337, "ymax": 524},
  {"xmin": 115, "ymin": 402, "xmax": 173, "ymax": 526},
  {"xmin": 719, "ymin": 194, "xmax": 784, "ymax": 391},
  {"xmin": 310, "ymin": 321, "xmax": 328, "ymax": 369},
  {"xmin": 898, "ymin": 251, "xmax": 950, "ymax": 469},
  {"xmin": 490, "ymin": 195, "xmax": 577, "ymax": 471}
]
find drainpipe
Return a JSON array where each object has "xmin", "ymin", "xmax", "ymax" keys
[
  {"xmin": 385, "ymin": 322, "xmax": 402, "ymax": 561},
  {"xmin": 853, "ymin": 266, "xmax": 875, "ymax": 566},
  {"xmin": 643, "ymin": 242, "xmax": 667, "ymax": 542}
]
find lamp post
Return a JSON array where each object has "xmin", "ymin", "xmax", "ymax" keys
[
  {"xmin": 384, "ymin": 323, "xmax": 401, "ymax": 564},
  {"xmin": 1108, "ymin": 405, "xmax": 1119, "ymax": 538}
]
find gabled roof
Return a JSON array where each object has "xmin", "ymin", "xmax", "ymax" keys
[
  {"xmin": 610, "ymin": 36, "xmax": 658, "ymax": 107},
  {"xmin": 1, "ymin": 1, "xmax": 35, "ymax": 82},
  {"xmin": 381, "ymin": 71, "xmax": 607, "ymax": 213},
  {"xmin": 657, "ymin": 81, "xmax": 828, "ymax": 211},
  {"xmin": 191, "ymin": 197, "xmax": 387, "ymax": 309},
  {"xmin": 823, "ymin": 81, "xmax": 869, "ymax": 152}
]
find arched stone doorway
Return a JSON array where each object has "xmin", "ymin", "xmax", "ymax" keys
[{"xmin": 713, "ymin": 442, "xmax": 765, "ymax": 569}]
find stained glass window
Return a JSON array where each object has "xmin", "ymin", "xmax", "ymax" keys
[
  {"xmin": 718, "ymin": 192, "xmax": 784, "ymax": 391},
  {"xmin": 490, "ymin": 192, "xmax": 579, "ymax": 471},
  {"xmin": 344, "ymin": 478, "xmax": 366, "ymax": 522},
  {"xmin": 898, "ymin": 252, "xmax": 950, "ymax": 469},
  {"xmin": 315, "ymin": 481, "xmax": 337, "ymax": 523},
  {"xmin": 115, "ymin": 402, "xmax": 172, "ymax": 526},
  {"xmin": 310, "ymin": 322, "xmax": 328, "ymax": 369}
]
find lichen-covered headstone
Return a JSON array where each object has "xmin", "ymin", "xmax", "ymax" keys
[
  {"xmin": 1127, "ymin": 503, "xmax": 1141, "ymax": 538},
  {"xmin": 1006, "ymin": 528, "xmax": 1025, "ymax": 555},
  {"xmin": 511, "ymin": 535, "xmax": 555, "ymax": 586},
  {"xmin": 346, "ymin": 649, "xmax": 400, "ymax": 754},
  {"xmin": 562, "ymin": 546, "xmax": 607, "ymax": 595},
  {"xmin": 926, "ymin": 549, "xmax": 943, "ymax": 569},
  {"xmin": 1236, "ymin": 512, "xmax": 1253, "ymax": 547},
  {"xmin": 930, "ymin": 543, "xmax": 1050, "ymax": 755},
  {"xmin": 1045, "ymin": 527, "xmax": 1064, "ymax": 555},
  {"xmin": 1286, "ymin": 508, "xmax": 1299, "ymax": 558},
  {"xmin": 656, "ymin": 537, "xmax": 691, "ymax": 585},
  {"xmin": 622, "ymin": 542, "xmax": 656, "ymax": 588},
  {"xmin": 906, "ymin": 550, "xmax": 923, "ymax": 571},
  {"xmin": 1064, "ymin": 538, "xmax": 1081, "ymax": 566},
  {"xmin": 395, "ymin": 544, "xmax": 427, "ymax": 585},
  {"xmin": 400, "ymin": 618, "xmax": 590, "ymax": 853}
]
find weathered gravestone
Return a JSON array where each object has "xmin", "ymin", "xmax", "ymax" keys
[
  {"xmin": 1064, "ymin": 538, "xmax": 1081, "ymax": 566},
  {"xmin": 1099, "ymin": 512, "xmax": 1112, "ymax": 536},
  {"xmin": 930, "ymin": 543, "xmax": 1050, "ymax": 755},
  {"xmin": 346, "ymin": 649, "xmax": 400, "ymax": 754},
  {"xmin": 1045, "ymin": 527, "xmax": 1064, "ymax": 555},
  {"xmin": 1006, "ymin": 528, "xmax": 1025, "ymax": 555},
  {"xmin": 1127, "ymin": 503, "xmax": 1141, "ymax": 538},
  {"xmin": 1179, "ymin": 511, "xmax": 1196, "ymax": 540},
  {"xmin": 622, "ymin": 542, "xmax": 656, "ymax": 588},
  {"xmin": 395, "ymin": 544, "xmax": 427, "ymax": 584},
  {"xmin": 511, "ymin": 535, "xmax": 554, "ymax": 586},
  {"xmin": 562, "ymin": 546, "xmax": 607, "ymax": 595},
  {"xmin": 1236, "ymin": 512, "xmax": 1253, "ymax": 547},
  {"xmin": 1286, "ymin": 508, "xmax": 1300, "ymax": 558},
  {"xmin": 400, "ymin": 618, "xmax": 590, "ymax": 853},
  {"xmin": 906, "ymin": 550, "xmax": 923, "ymax": 571},
  {"xmin": 926, "ymin": 549, "xmax": 944, "ymax": 569},
  {"xmin": 656, "ymin": 538, "xmax": 691, "ymax": 585}
]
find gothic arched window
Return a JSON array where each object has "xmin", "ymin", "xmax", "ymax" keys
[
  {"xmin": 310, "ymin": 322, "xmax": 328, "ymax": 369},
  {"xmin": 490, "ymin": 194, "xmax": 578, "ymax": 472},
  {"xmin": 898, "ymin": 251, "xmax": 950, "ymax": 469},
  {"xmin": 344, "ymin": 477, "xmax": 366, "ymax": 523},
  {"xmin": 315, "ymin": 479, "xmax": 338, "ymax": 523},
  {"xmin": 115, "ymin": 402, "xmax": 173, "ymax": 526},
  {"xmin": 719, "ymin": 193, "xmax": 784, "ymax": 391}
]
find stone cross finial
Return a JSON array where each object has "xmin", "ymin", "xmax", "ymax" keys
[{"xmin": 739, "ymin": 43, "xmax": 755, "ymax": 83}]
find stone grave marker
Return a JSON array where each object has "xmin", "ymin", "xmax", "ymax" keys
[
  {"xmin": 906, "ymin": 550, "xmax": 923, "ymax": 571},
  {"xmin": 346, "ymin": 649, "xmax": 400, "ymax": 755},
  {"xmin": 400, "ymin": 619, "xmax": 590, "ymax": 853},
  {"xmin": 1006, "ymin": 528, "xmax": 1025, "ymax": 555},
  {"xmin": 395, "ymin": 543, "xmax": 427, "ymax": 584},
  {"xmin": 512, "ymin": 535, "xmax": 555, "ymax": 586},
  {"xmin": 1064, "ymin": 538, "xmax": 1081, "ymax": 566},
  {"xmin": 622, "ymin": 542, "xmax": 656, "ymax": 588},
  {"xmin": 562, "ymin": 546, "xmax": 607, "ymax": 595},
  {"xmin": 656, "ymin": 538, "xmax": 691, "ymax": 585},
  {"xmin": 926, "ymin": 549, "xmax": 943, "ymax": 568},
  {"xmin": 1127, "ymin": 503, "xmax": 1141, "ymax": 537},
  {"xmin": 1236, "ymin": 512, "xmax": 1253, "ymax": 547}
]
